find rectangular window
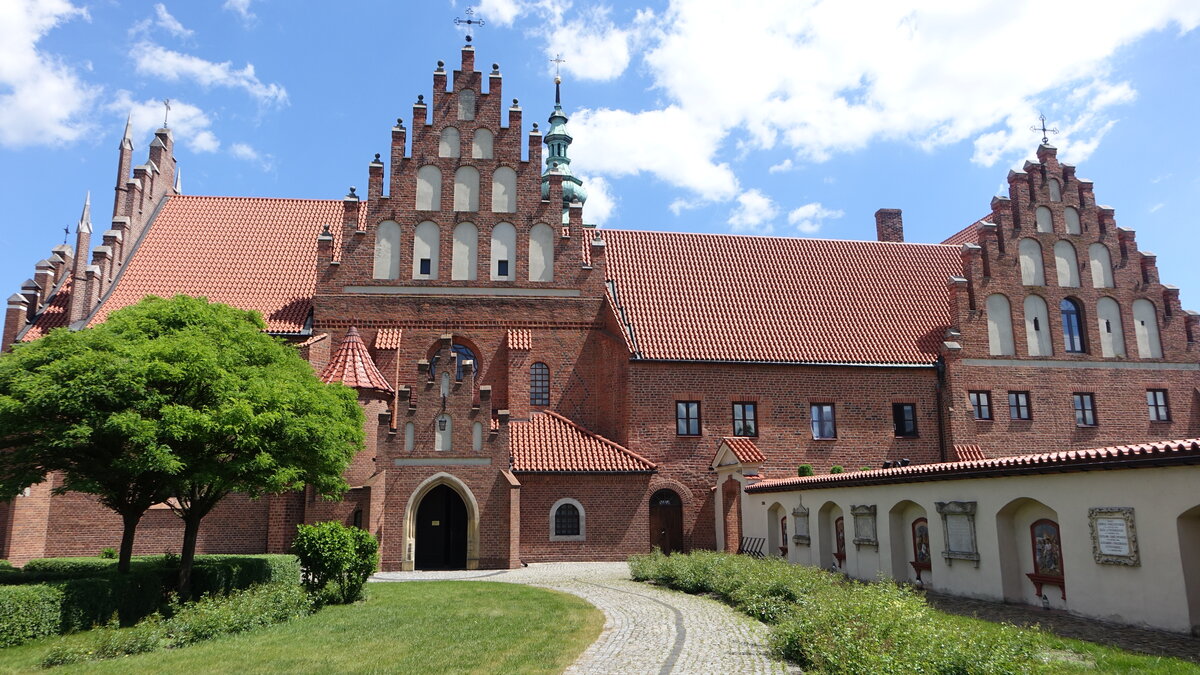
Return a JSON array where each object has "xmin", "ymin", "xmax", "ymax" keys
[
  {"xmin": 1147, "ymin": 389, "xmax": 1170, "ymax": 422},
  {"xmin": 892, "ymin": 403, "xmax": 918, "ymax": 437},
  {"xmin": 419, "ymin": 258, "xmax": 432, "ymax": 276},
  {"xmin": 676, "ymin": 401, "xmax": 701, "ymax": 436},
  {"xmin": 732, "ymin": 402, "xmax": 757, "ymax": 437},
  {"xmin": 969, "ymin": 391, "xmax": 992, "ymax": 420},
  {"xmin": 497, "ymin": 259, "xmax": 510, "ymax": 277},
  {"xmin": 1008, "ymin": 391, "xmax": 1031, "ymax": 420},
  {"xmin": 1073, "ymin": 393, "xmax": 1097, "ymax": 426},
  {"xmin": 810, "ymin": 403, "xmax": 836, "ymax": 439}
]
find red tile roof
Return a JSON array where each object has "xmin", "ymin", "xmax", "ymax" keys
[
  {"xmin": 722, "ymin": 437, "xmax": 765, "ymax": 463},
  {"xmin": 375, "ymin": 328, "xmax": 402, "ymax": 350},
  {"xmin": 746, "ymin": 438, "xmax": 1200, "ymax": 493},
  {"xmin": 602, "ymin": 230, "xmax": 963, "ymax": 365},
  {"xmin": 953, "ymin": 444, "xmax": 988, "ymax": 461},
  {"xmin": 507, "ymin": 329, "xmax": 531, "ymax": 351},
  {"xmin": 19, "ymin": 277, "xmax": 72, "ymax": 341},
  {"xmin": 510, "ymin": 411, "xmax": 656, "ymax": 473},
  {"xmin": 940, "ymin": 216, "xmax": 991, "ymax": 246},
  {"xmin": 319, "ymin": 327, "xmax": 393, "ymax": 393}
]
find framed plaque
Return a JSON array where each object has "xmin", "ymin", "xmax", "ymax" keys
[
  {"xmin": 1089, "ymin": 507, "xmax": 1139, "ymax": 566},
  {"xmin": 851, "ymin": 505, "xmax": 878, "ymax": 548},
  {"xmin": 792, "ymin": 505, "xmax": 811, "ymax": 546},
  {"xmin": 936, "ymin": 501, "xmax": 980, "ymax": 566}
]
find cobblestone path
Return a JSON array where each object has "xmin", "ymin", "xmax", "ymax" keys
[{"xmin": 372, "ymin": 562, "xmax": 795, "ymax": 674}]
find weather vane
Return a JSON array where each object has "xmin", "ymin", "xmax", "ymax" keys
[
  {"xmin": 454, "ymin": 8, "xmax": 484, "ymax": 42},
  {"xmin": 163, "ymin": 99, "xmax": 171, "ymax": 128},
  {"xmin": 62, "ymin": 225, "xmax": 70, "ymax": 245},
  {"xmin": 551, "ymin": 53, "xmax": 566, "ymax": 78},
  {"xmin": 1031, "ymin": 113, "xmax": 1058, "ymax": 145}
]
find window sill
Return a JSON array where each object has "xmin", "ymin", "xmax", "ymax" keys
[
  {"xmin": 549, "ymin": 535, "xmax": 586, "ymax": 542},
  {"xmin": 894, "ymin": 435, "xmax": 919, "ymax": 440},
  {"xmin": 972, "ymin": 418, "xmax": 994, "ymax": 423},
  {"xmin": 1150, "ymin": 419, "xmax": 1172, "ymax": 424},
  {"xmin": 1075, "ymin": 424, "xmax": 1098, "ymax": 429},
  {"xmin": 811, "ymin": 437, "xmax": 837, "ymax": 442}
]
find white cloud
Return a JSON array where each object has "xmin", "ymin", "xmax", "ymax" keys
[
  {"xmin": 0, "ymin": 0, "xmax": 99, "ymax": 148},
  {"xmin": 230, "ymin": 141, "xmax": 274, "ymax": 170},
  {"xmin": 728, "ymin": 189, "xmax": 778, "ymax": 233},
  {"xmin": 768, "ymin": 158, "xmax": 793, "ymax": 174},
  {"xmin": 578, "ymin": 174, "xmax": 616, "ymax": 224},
  {"xmin": 787, "ymin": 202, "xmax": 843, "ymax": 235},
  {"xmin": 109, "ymin": 91, "xmax": 220, "ymax": 153},
  {"xmin": 155, "ymin": 4, "xmax": 192, "ymax": 38},
  {"xmin": 1149, "ymin": 203, "xmax": 1165, "ymax": 214},
  {"xmin": 132, "ymin": 42, "xmax": 287, "ymax": 106},
  {"xmin": 223, "ymin": 0, "xmax": 255, "ymax": 24},
  {"xmin": 476, "ymin": 0, "xmax": 523, "ymax": 27}
]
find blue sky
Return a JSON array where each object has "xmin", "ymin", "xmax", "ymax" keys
[{"xmin": 2, "ymin": 0, "xmax": 1199, "ymax": 307}]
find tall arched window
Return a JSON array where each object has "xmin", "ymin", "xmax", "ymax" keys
[
  {"xmin": 1048, "ymin": 178, "xmax": 1062, "ymax": 202},
  {"xmin": 549, "ymin": 498, "xmax": 585, "ymax": 541},
  {"xmin": 472, "ymin": 129, "xmax": 493, "ymax": 159},
  {"xmin": 412, "ymin": 221, "xmax": 439, "ymax": 279},
  {"xmin": 985, "ymin": 294, "xmax": 1015, "ymax": 356},
  {"xmin": 491, "ymin": 222, "xmax": 516, "ymax": 280},
  {"xmin": 452, "ymin": 222, "xmax": 478, "ymax": 281},
  {"xmin": 1036, "ymin": 206, "xmax": 1053, "ymax": 233},
  {"xmin": 439, "ymin": 127, "xmax": 460, "ymax": 158},
  {"xmin": 530, "ymin": 362, "xmax": 550, "ymax": 406},
  {"xmin": 1054, "ymin": 240, "xmax": 1080, "ymax": 287},
  {"xmin": 1018, "ymin": 238, "xmax": 1045, "ymax": 285},
  {"xmin": 472, "ymin": 421, "xmax": 484, "ymax": 452},
  {"xmin": 435, "ymin": 414, "xmax": 452, "ymax": 451},
  {"xmin": 1133, "ymin": 299, "xmax": 1163, "ymax": 358},
  {"xmin": 529, "ymin": 223, "xmax": 555, "ymax": 282},
  {"xmin": 1064, "ymin": 206, "xmax": 1081, "ymax": 235},
  {"xmin": 372, "ymin": 220, "xmax": 401, "ymax": 280},
  {"xmin": 1060, "ymin": 298, "xmax": 1085, "ymax": 353},
  {"xmin": 457, "ymin": 90, "xmax": 475, "ymax": 121},
  {"xmin": 1096, "ymin": 297, "xmax": 1126, "ymax": 357},
  {"xmin": 1023, "ymin": 295, "xmax": 1052, "ymax": 357},
  {"xmin": 1089, "ymin": 243, "xmax": 1114, "ymax": 288},
  {"xmin": 440, "ymin": 372, "xmax": 451, "ymax": 398},
  {"xmin": 491, "ymin": 167, "xmax": 517, "ymax": 213},
  {"xmin": 454, "ymin": 166, "xmax": 479, "ymax": 212},
  {"xmin": 416, "ymin": 165, "xmax": 441, "ymax": 211}
]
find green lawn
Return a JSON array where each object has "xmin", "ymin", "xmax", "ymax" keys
[{"xmin": 0, "ymin": 582, "xmax": 604, "ymax": 674}]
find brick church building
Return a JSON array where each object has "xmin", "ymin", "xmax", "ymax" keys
[{"xmin": 2, "ymin": 43, "xmax": 1197, "ymax": 570}]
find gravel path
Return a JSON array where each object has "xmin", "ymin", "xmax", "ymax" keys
[{"xmin": 372, "ymin": 562, "xmax": 794, "ymax": 674}]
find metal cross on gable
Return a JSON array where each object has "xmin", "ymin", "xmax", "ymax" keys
[
  {"xmin": 163, "ymin": 99, "xmax": 171, "ymax": 128},
  {"xmin": 454, "ymin": 7, "xmax": 484, "ymax": 42},
  {"xmin": 1031, "ymin": 113, "xmax": 1058, "ymax": 145},
  {"xmin": 551, "ymin": 53, "xmax": 566, "ymax": 77}
]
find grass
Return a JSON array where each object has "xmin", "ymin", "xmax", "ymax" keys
[{"xmin": 0, "ymin": 582, "xmax": 604, "ymax": 674}]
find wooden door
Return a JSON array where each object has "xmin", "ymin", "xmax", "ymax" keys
[
  {"xmin": 649, "ymin": 489, "xmax": 683, "ymax": 554},
  {"xmin": 415, "ymin": 485, "xmax": 467, "ymax": 569}
]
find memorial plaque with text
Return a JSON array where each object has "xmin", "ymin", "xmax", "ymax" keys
[{"xmin": 1089, "ymin": 507, "xmax": 1139, "ymax": 566}]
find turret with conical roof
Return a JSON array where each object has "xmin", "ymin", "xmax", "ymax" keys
[{"xmin": 541, "ymin": 76, "xmax": 587, "ymax": 220}]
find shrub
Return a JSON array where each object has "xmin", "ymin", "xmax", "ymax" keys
[
  {"xmin": 99, "ymin": 547, "xmax": 117, "ymax": 559},
  {"xmin": 0, "ymin": 584, "xmax": 62, "ymax": 647},
  {"xmin": 186, "ymin": 554, "xmax": 301, "ymax": 600},
  {"xmin": 22, "ymin": 557, "xmax": 120, "ymax": 578},
  {"xmin": 829, "ymin": 465, "xmax": 844, "ymax": 474},
  {"xmin": 797, "ymin": 464, "xmax": 814, "ymax": 477},
  {"xmin": 292, "ymin": 522, "xmax": 379, "ymax": 604},
  {"xmin": 859, "ymin": 466, "xmax": 871, "ymax": 472}
]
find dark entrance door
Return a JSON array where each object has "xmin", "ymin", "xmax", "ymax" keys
[
  {"xmin": 415, "ymin": 484, "xmax": 467, "ymax": 570},
  {"xmin": 649, "ymin": 489, "xmax": 684, "ymax": 554}
]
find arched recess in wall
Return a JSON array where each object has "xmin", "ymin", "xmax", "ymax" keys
[
  {"xmin": 766, "ymin": 502, "xmax": 788, "ymax": 558},
  {"xmin": 1023, "ymin": 295, "xmax": 1052, "ymax": 357},
  {"xmin": 996, "ymin": 497, "xmax": 1065, "ymax": 608},
  {"xmin": 1133, "ymin": 299, "xmax": 1163, "ymax": 358},
  {"xmin": 472, "ymin": 421, "xmax": 484, "ymax": 452},
  {"xmin": 1018, "ymin": 238, "xmax": 1045, "ymax": 286},
  {"xmin": 452, "ymin": 222, "xmax": 478, "ymax": 281},
  {"xmin": 986, "ymin": 294, "xmax": 1015, "ymax": 356},
  {"xmin": 1054, "ymin": 240, "xmax": 1080, "ymax": 287},
  {"xmin": 1060, "ymin": 298, "xmax": 1086, "ymax": 353},
  {"xmin": 1178, "ymin": 505, "xmax": 1200, "ymax": 632},
  {"xmin": 435, "ymin": 414, "xmax": 453, "ymax": 451},
  {"xmin": 1089, "ymin": 243, "xmax": 1114, "ymax": 288},
  {"xmin": 528, "ymin": 223, "xmax": 555, "ymax": 282},
  {"xmin": 491, "ymin": 167, "xmax": 517, "ymax": 213},
  {"xmin": 1036, "ymin": 206, "xmax": 1053, "ymax": 233},
  {"xmin": 412, "ymin": 220, "xmax": 439, "ymax": 279},
  {"xmin": 888, "ymin": 500, "xmax": 930, "ymax": 585},
  {"xmin": 1095, "ymin": 297, "xmax": 1126, "ymax": 357},
  {"xmin": 1064, "ymin": 206, "xmax": 1082, "ymax": 235},
  {"xmin": 472, "ymin": 129, "xmax": 493, "ymax": 159},
  {"xmin": 416, "ymin": 165, "xmax": 441, "ymax": 211},
  {"xmin": 1048, "ymin": 178, "xmax": 1062, "ymax": 202},
  {"xmin": 491, "ymin": 222, "xmax": 516, "ymax": 281},
  {"xmin": 458, "ymin": 89, "xmax": 475, "ymax": 121},
  {"xmin": 372, "ymin": 220, "xmax": 401, "ymax": 280},
  {"xmin": 454, "ymin": 166, "xmax": 479, "ymax": 212},
  {"xmin": 439, "ymin": 127, "xmax": 460, "ymax": 158}
]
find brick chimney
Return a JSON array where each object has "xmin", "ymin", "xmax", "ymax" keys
[{"xmin": 875, "ymin": 208, "xmax": 904, "ymax": 243}]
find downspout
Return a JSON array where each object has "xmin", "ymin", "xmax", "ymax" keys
[{"xmin": 934, "ymin": 356, "xmax": 947, "ymax": 463}]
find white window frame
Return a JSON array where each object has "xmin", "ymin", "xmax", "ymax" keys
[{"xmin": 549, "ymin": 497, "xmax": 586, "ymax": 542}]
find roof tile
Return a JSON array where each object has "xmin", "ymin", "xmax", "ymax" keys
[
  {"xmin": 375, "ymin": 328, "xmax": 402, "ymax": 350},
  {"xmin": 722, "ymin": 437, "xmax": 765, "ymax": 463},
  {"xmin": 510, "ymin": 411, "xmax": 656, "ymax": 473},
  {"xmin": 507, "ymin": 329, "xmax": 531, "ymax": 351},
  {"xmin": 319, "ymin": 327, "xmax": 393, "ymax": 393}
]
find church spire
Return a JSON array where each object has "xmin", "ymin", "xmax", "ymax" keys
[
  {"xmin": 540, "ymin": 73, "xmax": 587, "ymax": 216},
  {"xmin": 77, "ymin": 191, "xmax": 92, "ymax": 235}
]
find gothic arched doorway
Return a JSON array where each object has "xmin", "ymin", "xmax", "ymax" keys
[
  {"xmin": 649, "ymin": 489, "xmax": 684, "ymax": 554},
  {"xmin": 415, "ymin": 484, "xmax": 468, "ymax": 569}
]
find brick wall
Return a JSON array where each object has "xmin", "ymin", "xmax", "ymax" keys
[{"xmin": 517, "ymin": 473, "xmax": 651, "ymax": 562}]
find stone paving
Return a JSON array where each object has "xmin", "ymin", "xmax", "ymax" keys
[{"xmin": 372, "ymin": 562, "xmax": 796, "ymax": 674}]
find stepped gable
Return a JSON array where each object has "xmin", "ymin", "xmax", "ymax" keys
[
  {"xmin": 319, "ymin": 327, "xmax": 393, "ymax": 393},
  {"xmin": 602, "ymin": 230, "xmax": 963, "ymax": 365},
  {"xmin": 19, "ymin": 277, "xmax": 72, "ymax": 341},
  {"xmin": 510, "ymin": 411, "xmax": 656, "ymax": 473}
]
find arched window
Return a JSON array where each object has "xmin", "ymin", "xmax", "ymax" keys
[
  {"xmin": 404, "ymin": 422, "xmax": 415, "ymax": 451},
  {"xmin": 549, "ymin": 498, "xmax": 585, "ymax": 541},
  {"xmin": 412, "ymin": 221, "xmax": 439, "ymax": 279},
  {"xmin": 435, "ymin": 414, "xmax": 452, "ymax": 451},
  {"xmin": 1133, "ymin": 299, "xmax": 1163, "ymax": 358},
  {"xmin": 472, "ymin": 421, "xmax": 483, "ymax": 452},
  {"xmin": 1064, "ymin": 206, "xmax": 1081, "ymax": 235},
  {"xmin": 530, "ymin": 362, "xmax": 550, "ymax": 406},
  {"xmin": 1096, "ymin": 297, "xmax": 1126, "ymax": 357},
  {"xmin": 491, "ymin": 222, "xmax": 516, "ymax": 280},
  {"xmin": 529, "ymin": 223, "xmax": 555, "ymax": 282},
  {"xmin": 452, "ymin": 222, "xmax": 478, "ymax": 281},
  {"xmin": 1060, "ymin": 298, "xmax": 1085, "ymax": 353},
  {"xmin": 372, "ymin": 220, "xmax": 401, "ymax": 280},
  {"xmin": 472, "ymin": 129, "xmax": 493, "ymax": 159},
  {"xmin": 1089, "ymin": 243, "xmax": 1114, "ymax": 288},
  {"xmin": 439, "ymin": 127, "xmax": 460, "ymax": 158},
  {"xmin": 1036, "ymin": 206, "xmax": 1053, "ymax": 233},
  {"xmin": 491, "ymin": 167, "xmax": 517, "ymax": 213},
  {"xmin": 1023, "ymin": 295, "xmax": 1052, "ymax": 356},
  {"xmin": 1048, "ymin": 178, "xmax": 1062, "ymax": 202},
  {"xmin": 434, "ymin": 342, "xmax": 479, "ymax": 382},
  {"xmin": 457, "ymin": 90, "xmax": 475, "ymax": 121},
  {"xmin": 985, "ymin": 294, "xmax": 1015, "ymax": 356},
  {"xmin": 1054, "ymin": 240, "xmax": 1080, "ymax": 287},
  {"xmin": 416, "ymin": 166, "xmax": 441, "ymax": 211},
  {"xmin": 453, "ymin": 166, "xmax": 479, "ymax": 212},
  {"xmin": 1018, "ymin": 238, "xmax": 1045, "ymax": 285}
]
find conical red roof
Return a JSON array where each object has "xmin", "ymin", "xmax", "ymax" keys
[{"xmin": 319, "ymin": 327, "xmax": 393, "ymax": 393}]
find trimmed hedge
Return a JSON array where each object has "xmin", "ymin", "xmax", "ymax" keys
[{"xmin": 0, "ymin": 584, "xmax": 62, "ymax": 647}]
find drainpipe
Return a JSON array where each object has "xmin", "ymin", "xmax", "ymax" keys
[{"xmin": 934, "ymin": 356, "xmax": 948, "ymax": 463}]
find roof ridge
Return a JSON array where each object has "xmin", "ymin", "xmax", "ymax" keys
[
  {"xmin": 602, "ymin": 228, "xmax": 959, "ymax": 248},
  {"xmin": 539, "ymin": 410, "xmax": 657, "ymax": 469}
]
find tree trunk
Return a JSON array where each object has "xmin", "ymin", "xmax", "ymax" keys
[
  {"xmin": 178, "ymin": 513, "xmax": 202, "ymax": 599},
  {"xmin": 117, "ymin": 510, "xmax": 143, "ymax": 574}
]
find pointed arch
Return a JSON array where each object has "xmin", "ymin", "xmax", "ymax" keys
[
  {"xmin": 1054, "ymin": 240, "xmax": 1080, "ymax": 287},
  {"xmin": 1036, "ymin": 206, "xmax": 1053, "ymax": 233},
  {"xmin": 491, "ymin": 222, "xmax": 516, "ymax": 281},
  {"xmin": 986, "ymin": 294, "xmax": 1015, "ymax": 356},
  {"xmin": 1133, "ymin": 299, "xmax": 1163, "ymax": 358},
  {"xmin": 372, "ymin": 220, "xmax": 401, "ymax": 280},
  {"xmin": 491, "ymin": 167, "xmax": 517, "ymax": 213},
  {"xmin": 1096, "ymin": 297, "xmax": 1126, "ymax": 357},
  {"xmin": 1023, "ymin": 295, "xmax": 1052, "ymax": 357},
  {"xmin": 472, "ymin": 129, "xmax": 493, "ymax": 159},
  {"xmin": 452, "ymin": 222, "xmax": 478, "ymax": 281},
  {"xmin": 457, "ymin": 90, "xmax": 475, "ymax": 121},
  {"xmin": 1018, "ymin": 238, "xmax": 1045, "ymax": 286},
  {"xmin": 416, "ymin": 165, "xmax": 442, "ymax": 211},
  {"xmin": 412, "ymin": 220, "xmax": 439, "ymax": 279},
  {"xmin": 439, "ymin": 127, "xmax": 460, "ymax": 158},
  {"xmin": 1064, "ymin": 206, "xmax": 1081, "ymax": 235},
  {"xmin": 454, "ymin": 166, "xmax": 479, "ymax": 212},
  {"xmin": 402, "ymin": 472, "xmax": 481, "ymax": 571},
  {"xmin": 529, "ymin": 223, "xmax": 555, "ymax": 282},
  {"xmin": 1089, "ymin": 243, "xmax": 1114, "ymax": 288}
]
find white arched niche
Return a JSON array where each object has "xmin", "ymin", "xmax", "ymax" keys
[
  {"xmin": 1089, "ymin": 243, "xmax": 1114, "ymax": 288},
  {"xmin": 986, "ymin": 294, "xmax": 1015, "ymax": 356},
  {"xmin": 435, "ymin": 414, "xmax": 452, "ymax": 451},
  {"xmin": 1023, "ymin": 295, "xmax": 1052, "ymax": 357},
  {"xmin": 491, "ymin": 222, "xmax": 516, "ymax": 281},
  {"xmin": 528, "ymin": 223, "xmax": 555, "ymax": 282},
  {"xmin": 472, "ymin": 422, "xmax": 483, "ymax": 452},
  {"xmin": 1048, "ymin": 178, "xmax": 1062, "ymax": 202},
  {"xmin": 452, "ymin": 222, "xmax": 478, "ymax": 281},
  {"xmin": 1036, "ymin": 206, "xmax": 1053, "ymax": 233},
  {"xmin": 1096, "ymin": 297, "xmax": 1126, "ymax": 357},
  {"xmin": 472, "ymin": 129, "xmax": 493, "ymax": 159},
  {"xmin": 1018, "ymin": 238, "xmax": 1044, "ymax": 286},
  {"xmin": 404, "ymin": 422, "xmax": 415, "ymax": 451},
  {"xmin": 416, "ymin": 165, "xmax": 441, "ymax": 211},
  {"xmin": 458, "ymin": 90, "xmax": 475, "ymax": 121},
  {"xmin": 492, "ymin": 167, "xmax": 517, "ymax": 213},
  {"xmin": 439, "ymin": 127, "xmax": 460, "ymax": 158},
  {"xmin": 454, "ymin": 166, "xmax": 479, "ymax": 212},
  {"xmin": 412, "ymin": 221, "xmax": 439, "ymax": 279},
  {"xmin": 1133, "ymin": 299, "xmax": 1163, "ymax": 358},
  {"xmin": 1054, "ymin": 240, "xmax": 1080, "ymax": 287},
  {"xmin": 373, "ymin": 220, "xmax": 401, "ymax": 280},
  {"xmin": 1065, "ymin": 207, "xmax": 1082, "ymax": 235}
]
